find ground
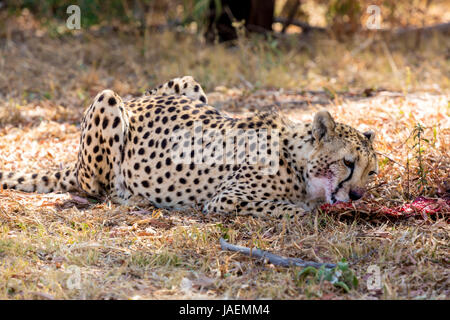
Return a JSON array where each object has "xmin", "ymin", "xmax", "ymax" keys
[{"xmin": 0, "ymin": 14, "xmax": 449, "ymax": 299}]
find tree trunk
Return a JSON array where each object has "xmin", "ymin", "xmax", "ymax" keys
[{"xmin": 205, "ymin": 0, "xmax": 274, "ymax": 42}]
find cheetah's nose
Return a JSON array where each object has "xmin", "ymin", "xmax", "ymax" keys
[{"xmin": 349, "ymin": 189, "xmax": 364, "ymax": 201}]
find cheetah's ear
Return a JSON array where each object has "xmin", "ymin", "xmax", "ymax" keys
[
  {"xmin": 363, "ymin": 130, "xmax": 375, "ymax": 143},
  {"xmin": 313, "ymin": 110, "xmax": 335, "ymax": 141}
]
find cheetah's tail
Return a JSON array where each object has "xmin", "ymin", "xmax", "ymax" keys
[{"xmin": 0, "ymin": 165, "xmax": 79, "ymax": 194}]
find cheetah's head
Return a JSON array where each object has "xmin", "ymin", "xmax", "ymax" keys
[{"xmin": 306, "ymin": 111, "xmax": 378, "ymax": 204}]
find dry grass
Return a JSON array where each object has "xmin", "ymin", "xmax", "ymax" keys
[{"xmin": 0, "ymin": 13, "xmax": 449, "ymax": 300}]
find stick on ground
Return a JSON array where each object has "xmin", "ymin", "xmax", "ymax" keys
[{"xmin": 220, "ymin": 238, "xmax": 336, "ymax": 269}]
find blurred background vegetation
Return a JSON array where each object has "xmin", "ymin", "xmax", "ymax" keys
[
  {"xmin": 3, "ymin": 0, "xmax": 449, "ymax": 36},
  {"xmin": 0, "ymin": 0, "xmax": 448, "ymax": 104}
]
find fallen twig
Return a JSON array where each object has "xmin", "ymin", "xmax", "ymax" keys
[
  {"xmin": 220, "ymin": 238, "xmax": 336, "ymax": 269},
  {"xmin": 274, "ymin": 17, "xmax": 327, "ymax": 33}
]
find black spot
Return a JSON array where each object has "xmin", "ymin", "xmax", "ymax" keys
[
  {"xmin": 98, "ymin": 94, "xmax": 104, "ymax": 102},
  {"xmin": 112, "ymin": 117, "xmax": 121, "ymax": 129},
  {"xmin": 108, "ymin": 97, "xmax": 116, "ymax": 106},
  {"xmin": 41, "ymin": 176, "xmax": 49, "ymax": 186},
  {"xmin": 102, "ymin": 117, "xmax": 109, "ymax": 129}
]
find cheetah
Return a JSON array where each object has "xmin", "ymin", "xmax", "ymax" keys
[{"xmin": 0, "ymin": 76, "xmax": 378, "ymax": 218}]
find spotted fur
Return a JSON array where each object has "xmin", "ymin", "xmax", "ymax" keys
[{"xmin": 0, "ymin": 76, "xmax": 378, "ymax": 218}]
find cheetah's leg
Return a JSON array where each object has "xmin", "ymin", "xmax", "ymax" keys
[
  {"xmin": 76, "ymin": 89, "xmax": 132, "ymax": 203},
  {"xmin": 146, "ymin": 76, "xmax": 208, "ymax": 104},
  {"xmin": 203, "ymin": 194, "xmax": 307, "ymax": 219}
]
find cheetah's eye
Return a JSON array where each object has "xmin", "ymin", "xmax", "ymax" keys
[
  {"xmin": 343, "ymin": 159, "xmax": 354, "ymax": 168},
  {"xmin": 368, "ymin": 171, "xmax": 377, "ymax": 176}
]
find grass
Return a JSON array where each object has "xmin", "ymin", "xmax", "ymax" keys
[{"xmin": 0, "ymin": 12, "xmax": 449, "ymax": 299}]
